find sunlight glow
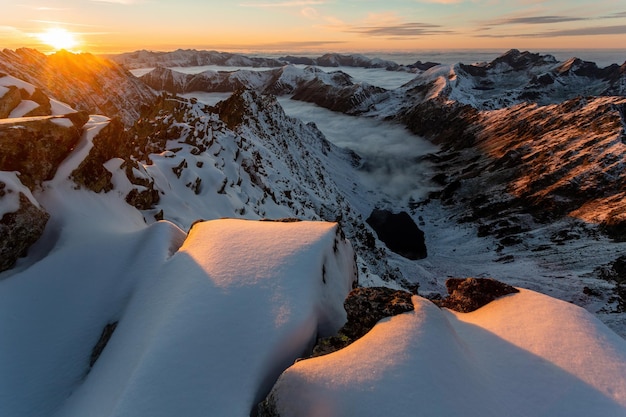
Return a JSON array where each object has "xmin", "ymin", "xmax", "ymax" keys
[{"xmin": 37, "ymin": 28, "xmax": 78, "ymax": 51}]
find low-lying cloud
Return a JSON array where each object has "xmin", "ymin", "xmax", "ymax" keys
[{"xmin": 277, "ymin": 98, "xmax": 439, "ymax": 202}]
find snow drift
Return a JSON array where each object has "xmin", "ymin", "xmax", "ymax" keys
[
  {"xmin": 0, "ymin": 218, "xmax": 356, "ymax": 417},
  {"xmin": 264, "ymin": 289, "xmax": 626, "ymax": 417}
]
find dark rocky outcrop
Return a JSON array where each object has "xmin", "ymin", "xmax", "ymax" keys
[
  {"xmin": 0, "ymin": 114, "xmax": 87, "ymax": 189},
  {"xmin": 434, "ymin": 277, "xmax": 519, "ymax": 313},
  {"xmin": 596, "ymin": 255, "xmax": 626, "ymax": 312},
  {"xmin": 71, "ymin": 109, "xmax": 162, "ymax": 209},
  {"xmin": 291, "ymin": 77, "xmax": 386, "ymax": 114},
  {"xmin": 366, "ymin": 209, "xmax": 427, "ymax": 260},
  {"xmin": 408, "ymin": 60, "xmax": 440, "ymax": 71},
  {"xmin": 401, "ymin": 99, "xmax": 479, "ymax": 149},
  {"xmin": 312, "ymin": 286, "xmax": 414, "ymax": 357},
  {"xmin": 280, "ymin": 53, "xmax": 401, "ymax": 70},
  {"xmin": 71, "ymin": 118, "xmax": 127, "ymax": 193},
  {"xmin": 0, "ymin": 193, "xmax": 49, "ymax": 272},
  {"xmin": 89, "ymin": 321, "xmax": 118, "ymax": 368}
]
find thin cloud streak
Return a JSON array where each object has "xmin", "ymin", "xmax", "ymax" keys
[
  {"xmin": 347, "ymin": 22, "xmax": 452, "ymax": 37},
  {"xmin": 89, "ymin": 0, "xmax": 145, "ymax": 4},
  {"xmin": 30, "ymin": 20, "xmax": 106, "ymax": 28},
  {"xmin": 239, "ymin": 0, "xmax": 327, "ymax": 7},
  {"xmin": 475, "ymin": 24, "xmax": 626, "ymax": 38},
  {"xmin": 492, "ymin": 15, "xmax": 588, "ymax": 25},
  {"xmin": 601, "ymin": 11, "xmax": 626, "ymax": 19}
]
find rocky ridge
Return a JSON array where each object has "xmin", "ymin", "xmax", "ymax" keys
[
  {"xmin": 0, "ymin": 64, "xmax": 407, "ymax": 285},
  {"xmin": 0, "ymin": 48, "xmax": 155, "ymax": 125},
  {"xmin": 108, "ymin": 48, "xmax": 286, "ymax": 69},
  {"xmin": 0, "ymin": 75, "xmax": 91, "ymax": 271}
]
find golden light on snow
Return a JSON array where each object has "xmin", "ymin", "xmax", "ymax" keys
[{"xmin": 37, "ymin": 28, "xmax": 78, "ymax": 51}]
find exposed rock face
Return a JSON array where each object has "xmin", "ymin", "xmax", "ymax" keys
[
  {"xmin": 291, "ymin": 77, "xmax": 386, "ymax": 114},
  {"xmin": 0, "ymin": 84, "xmax": 22, "ymax": 118},
  {"xmin": 422, "ymin": 94, "xmax": 626, "ymax": 251},
  {"xmin": 402, "ymin": 99, "xmax": 479, "ymax": 149},
  {"xmin": 0, "ymin": 193, "xmax": 49, "ymax": 272},
  {"xmin": 434, "ymin": 277, "xmax": 519, "ymax": 313},
  {"xmin": 71, "ymin": 118, "xmax": 126, "ymax": 193},
  {"xmin": 366, "ymin": 209, "xmax": 427, "ymax": 260},
  {"xmin": 312, "ymin": 286, "xmax": 414, "ymax": 357},
  {"xmin": 0, "ymin": 114, "xmax": 87, "ymax": 189},
  {"xmin": 0, "ymin": 48, "xmax": 156, "ymax": 125},
  {"xmin": 597, "ymin": 255, "xmax": 626, "ymax": 312},
  {"xmin": 408, "ymin": 60, "xmax": 440, "ymax": 71}
]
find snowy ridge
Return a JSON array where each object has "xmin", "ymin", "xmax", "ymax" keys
[
  {"xmin": 48, "ymin": 220, "xmax": 354, "ymax": 417},
  {"xmin": 265, "ymin": 290, "xmax": 626, "ymax": 417},
  {"xmin": 108, "ymin": 48, "xmax": 286, "ymax": 69}
]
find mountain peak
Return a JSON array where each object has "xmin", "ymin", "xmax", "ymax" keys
[{"xmin": 490, "ymin": 48, "xmax": 557, "ymax": 70}]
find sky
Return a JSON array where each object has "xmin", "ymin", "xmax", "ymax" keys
[{"xmin": 1, "ymin": 0, "xmax": 626, "ymax": 55}]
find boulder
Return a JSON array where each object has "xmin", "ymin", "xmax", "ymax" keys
[
  {"xmin": 312, "ymin": 286, "xmax": 414, "ymax": 357},
  {"xmin": 0, "ymin": 193, "xmax": 49, "ymax": 272},
  {"xmin": 366, "ymin": 208, "xmax": 427, "ymax": 260},
  {"xmin": 434, "ymin": 277, "xmax": 519, "ymax": 313}
]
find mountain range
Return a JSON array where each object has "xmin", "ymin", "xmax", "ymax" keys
[{"xmin": 1, "ymin": 47, "xmax": 626, "ymax": 416}]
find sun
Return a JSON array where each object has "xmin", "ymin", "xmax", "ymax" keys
[{"xmin": 38, "ymin": 28, "xmax": 78, "ymax": 51}]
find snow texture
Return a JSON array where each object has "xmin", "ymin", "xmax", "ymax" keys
[
  {"xmin": 268, "ymin": 290, "xmax": 626, "ymax": 417},
  {"xmin": 0, "ymin": 205, "xmax": 355, "ymax": 417}
]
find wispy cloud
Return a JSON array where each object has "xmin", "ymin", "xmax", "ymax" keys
[
  {"xmin": 601, "ymin": 11, "xmax": 626, "ymax": 19},
  {"xmin": 491, "ymin": 15, "xmax": 588, "ymax": 25},
  {"xmin": 30, "ymin": 19, "xmax": 105, "ymax": 28},
  {"xmin": 239, "ymin": 0, "xmax": 327, "ymax": 7},
  {"xmin": 347, "ymin": 22, "xmax": 451, "ymax": 37},
  {"xmin": 0, "ymin": 25, "xmax": 21, "ymax": 33},
  {"xmin": 536, "ymin": 24, "xmax": 626, "ymax": 37},
  {"xmin": 89, "ymin": 0, "xmax": 146, "ymax": 4},
  {"xmin": 476, "ymin": 24, "xmax": 626, "ymax": 38},
  {"xmin": 416, "ymin": 0, "xmax": 464, "ymax": 4}
]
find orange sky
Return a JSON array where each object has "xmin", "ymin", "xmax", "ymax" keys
[{"xmin": 1, "ymin": 1, "xmax": 626, "ymax": 55}]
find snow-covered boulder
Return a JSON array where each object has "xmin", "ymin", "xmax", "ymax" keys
[
  {"xmin": 14, "ymin": 219, "xmax": 355, "ymax": 417},
  {"xmin": 262, "ymin": 289, "xmax": 626, "ymax": 416}
]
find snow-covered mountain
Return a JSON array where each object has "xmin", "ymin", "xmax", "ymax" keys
[
  {"xmin": 108, "ymin": 49, "xmax": 418, "ymax": 71},
  {"xmin": 108, "ymin": 48, "xmax": 286, "ymax": 69},
  {"xmin": 138, "ymin": 65, "xmax": 387, "ymax": 114},
  {"xmin": 278, "ymin": 52, "xmax": 405, "ymax": 70},
  {"xmin": 2, "ymin": 49, "xmax": 626, "ymax": 416},
  {"xmin": 399, "ymin": 49, "xmax": 626, "ymax": 110}
]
